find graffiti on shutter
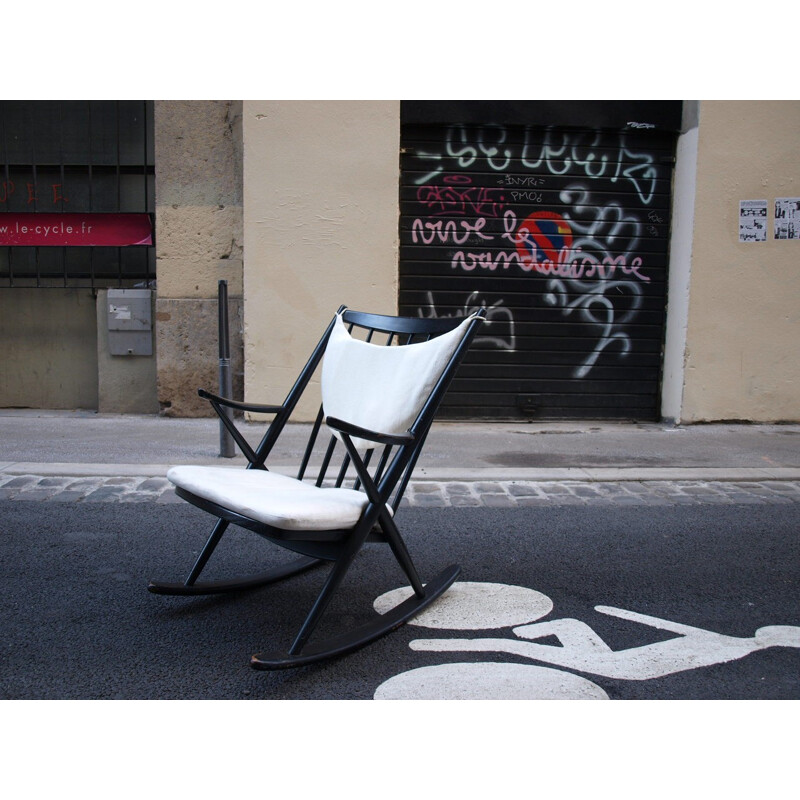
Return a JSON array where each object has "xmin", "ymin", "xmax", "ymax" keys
[{"xmin": 399, "ymin": 123, "xmax": 677, "ymax": 420}]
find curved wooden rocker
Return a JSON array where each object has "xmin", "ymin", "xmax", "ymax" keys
[{"xmin": 148, "ymin": 305, "xmax": 485, "ymax": 669}]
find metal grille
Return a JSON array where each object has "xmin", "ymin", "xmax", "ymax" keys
[
  {"xmin": 399, "ymin": 120, "xmax": 678, "ymax": 421},
  {"xmin": 0, "ymin": 100, "xmax": 155, "ymax": 288}
]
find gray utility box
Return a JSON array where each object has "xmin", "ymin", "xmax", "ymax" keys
[{"xmin": 107, "ymin": 289, "xmax": 153, "ymax": 356}]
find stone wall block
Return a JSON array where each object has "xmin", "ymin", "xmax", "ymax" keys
[{"xmin": 156, "ymin": 297, "xmax": 244, "ymax": 417}]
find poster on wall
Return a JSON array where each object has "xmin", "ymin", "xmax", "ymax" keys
[
  {"xmin": 774, "ymin": 198, "xmax": 800, "ymax": 239},
  {"xmin": 739, "ymin": 200, "xmax": 768, "ymax": 242}
]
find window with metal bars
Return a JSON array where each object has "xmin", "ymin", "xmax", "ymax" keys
[{"xmin": 0, "ymin": 100, "xmax": 155, "ymax": 288}]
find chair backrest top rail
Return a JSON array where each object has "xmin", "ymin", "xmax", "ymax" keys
[{"xmin": 341, "ymin": 308, "xmax": 476, "ymax": 337}]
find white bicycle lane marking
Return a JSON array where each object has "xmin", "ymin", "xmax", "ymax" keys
[{"xmin": 372, "ymin": 582, "xmax": 800, "ymax": 699}]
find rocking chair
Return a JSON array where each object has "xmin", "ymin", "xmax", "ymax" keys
[{"xmin": 148, "ymin": 305, "xmax": 485, "ymax": 669}]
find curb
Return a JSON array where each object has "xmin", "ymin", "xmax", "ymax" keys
[{"xmin": 3, "ymin": 462, "xmax": 800, "ymax": 483}]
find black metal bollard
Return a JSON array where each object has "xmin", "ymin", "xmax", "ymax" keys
[{"xmin": 218, "ymin": 280, "xmax": 235, "ymax": 458}]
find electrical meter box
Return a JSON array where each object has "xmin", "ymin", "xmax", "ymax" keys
[{"xmin": 107, "ymin": 289, "xmax": 153, "ymax": 356}]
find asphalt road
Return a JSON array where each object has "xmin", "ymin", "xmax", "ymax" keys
[{"xmin": 2, "ymin": 500, "xmax": 799, "ymax": 700}]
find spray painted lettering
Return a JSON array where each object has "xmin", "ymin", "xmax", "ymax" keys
[
  {"xmin": 0, "ymin": 180, "xmax": 69, "ymax": 206},
  {"xmin": 402, "ymin": 121, "xmax": 672, "ymax": 412},
  {"xmin": 415, "ymin": 127, "xmax": 660, "ymax": 206},
  {"xmin": 416, "ymin": 178, "xmax": 507, "ymax": 218},
  {"xmin": 418, "ymin": 290, "xmax": 516, "ymax": 351}
]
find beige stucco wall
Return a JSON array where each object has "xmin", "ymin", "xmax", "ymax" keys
[
  {"xmin": 154, "ymin": 100, "xmax": 244, "ymax": 416},
  {"xmin": 242, "ymin": 101, "xmax": 400, "ymax": 420},
  {"xmin": 681, "ymin": 101, "xmax": 800, "ymax": 422}
]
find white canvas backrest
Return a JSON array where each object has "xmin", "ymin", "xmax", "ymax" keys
[{"xmin": 321, "ymin": 312, "xmax": 475, "ymax": 451}]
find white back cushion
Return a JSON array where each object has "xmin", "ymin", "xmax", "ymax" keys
[{"xmin": 321, "ymin": 313, "xmax": 474, "ymax": 451}]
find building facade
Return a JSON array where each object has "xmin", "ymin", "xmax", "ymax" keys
[{"xmin": 1, "ymin": 100, "xmax": 798, "ymax": 424}]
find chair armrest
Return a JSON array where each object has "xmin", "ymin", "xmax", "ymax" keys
[
  {"xmin": 198, "ymin": 388, "xmax": 284, "ymax": 415},
  {"xmin": 325, "ymin": 416, "xmax": 415, "ymax": 446}
]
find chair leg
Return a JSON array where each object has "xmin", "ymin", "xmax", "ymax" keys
[
  {"xmin": 148, "ymin": 515, "xmax": 323, "ymax": 596},
  {"xmin": 286, "ymin": 510, "xmax": 423, "ymax": 657},
  {"xmin": 288, "ymin": 539, "xmax": 363, "ymax": 656},
  {"xmin": 185, "ymin": 517, "xmax": 229, "ymax": 586},
  {"xmin": 250, "ymin": 563, "xmax": 462, "ymax": 670},
  {"xmin": 378, "ymin": 511, "xmax": 425, "ymax": 597},
  {"xmin": 334, "ymin": 438, "xmax": 426, "ymax": 598}
]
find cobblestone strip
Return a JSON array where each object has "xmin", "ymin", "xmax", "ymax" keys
[
  {"xmin": 2, "ymin": 473, "xmax": 800, "ymax": 506},
  {"xmin": 0, "ymin": 475, "xmax": 178, "ymax": 503}
]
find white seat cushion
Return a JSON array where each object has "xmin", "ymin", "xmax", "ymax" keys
[{"xmin": 167, "ymin": 466, "xmax": 377, "ymax": 531}]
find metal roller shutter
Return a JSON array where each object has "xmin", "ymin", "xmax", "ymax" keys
[{"xmin": 399, "ymin": 104, "xmax": 679, "ymax": 421}]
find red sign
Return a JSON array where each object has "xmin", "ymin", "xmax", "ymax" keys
[{"xmin": 0, "ymin": 213, "xmax": 152, "ymax": 246}]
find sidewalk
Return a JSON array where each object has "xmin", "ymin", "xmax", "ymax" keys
[
  {"xmin": 2, "ymin": 408, "xmax": 800, "ymax": 477},
  {"xmin": 1, "ymin": 409, "xmax": 800, "ymax": 506}
]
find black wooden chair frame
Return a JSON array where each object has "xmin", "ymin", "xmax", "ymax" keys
[{"xmin": 148, "ymin": 305, "xmax": 485, "ymax": 669}]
